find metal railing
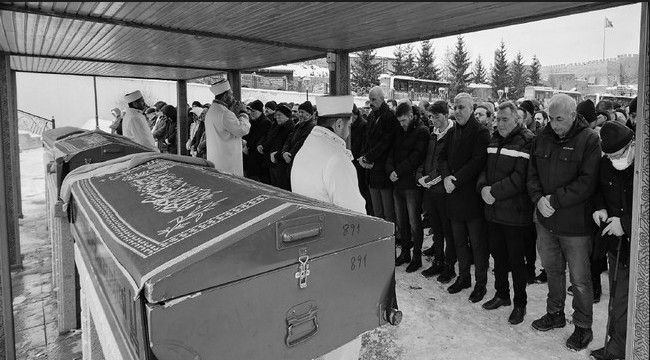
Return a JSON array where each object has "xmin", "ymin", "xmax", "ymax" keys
[{"xmin": 17, "ymin": 109, "xmax": 55, "ymax": 137}]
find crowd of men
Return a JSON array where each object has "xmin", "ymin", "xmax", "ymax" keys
[{"xmin": 110, "ymin": 81, "xmax": 638, "ymax": 360}]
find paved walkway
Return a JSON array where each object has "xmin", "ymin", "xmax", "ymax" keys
[{"xmin": 11, "ymin": 147, "xmax": 81, "ymax": 360}]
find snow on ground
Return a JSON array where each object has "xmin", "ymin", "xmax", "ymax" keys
[{"xmin": 17, "ymin": 146, "xmax": 610, "ymax": 360}]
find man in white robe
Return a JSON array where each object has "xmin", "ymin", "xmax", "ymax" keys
[
  {"xmin": 204, "ymin": 79, "xmax": 251, "ymax": 176},
  {"xmin": 122, "ymin": 90, "xmax": 157, "ymax": 151},
  {"xmin": 291, "ymin": 95, "xmax": 366, "ymax": 359}
]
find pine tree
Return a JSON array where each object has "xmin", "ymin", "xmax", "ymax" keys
[
  {"xmin": 529, "ymin": 55, "xmax": 542, "ymax": 86},
  {"xmin": 350, "ymin": 49, "xmax": 382, "ymax": 95},
  {"xmin": 510, "ymin": 51, "xmax": 528, "ymax": 99},
  {"xmin": 391, "ymin": 45, "xmax": 408, "ymax": 75},
  {"xmin": 447, "ymin": 35, "xmax": 472, "ymax": 96},
  {"xmin": 441, "ymin": 45, "xmax": 453, "ymax": 82},
  {"xmin": 472, "ymin": 55, "xmax": 487, "ymax": 84},
  {"xmin": 403, "ymin": 44, "xmax": 417, "ymax": 77},
  {"xmin": 415, "ymin": 40, "xmax": 439, "ymax": 80},
  {"xmin": 491, "ymin": 40, "xmax": 510, "ymax": 99}
]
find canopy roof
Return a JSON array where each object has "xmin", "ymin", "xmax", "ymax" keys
[{"xmin": 0, "ymin": 2, "xmax": 634, "ymax": 81}]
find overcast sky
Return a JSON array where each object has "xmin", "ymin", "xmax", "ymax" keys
[{"xmin": 373, "ymin": 3, "xmax": 642, "ymax": 68}]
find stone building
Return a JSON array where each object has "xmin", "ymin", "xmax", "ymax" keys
[{"xmin": 541, "ymin": 53, "xmax": 638, "ymax": 87}]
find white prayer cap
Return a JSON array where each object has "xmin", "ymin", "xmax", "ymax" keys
[
  {"xmin": 316, "ymin": 95, "xmax": 354, "ymax": 118},
  {"xmin": 210, "ymin": 79, "xmax": 231, "ymax": 96},
  {"xmin": 124, "ymin": 90, "xmax": 143, "ymax": 103}
]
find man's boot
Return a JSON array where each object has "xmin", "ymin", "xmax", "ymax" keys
[
  {"xmin": 531, "ymin": 311, "xmax": 566, "ymax": 331},
  {"xmin": 422, "ymin": 260, "xmax": 444, "ymax": 278},
  {"xmin": 405, "ymin": 252, "xmax": 422, "ymax": 273},
  {"xmin": 566, "ymin": 326, "xmax": 593, "ymax": 351},
  {"xmin": 395, "ymin": 249, "xmax": 411, "ymax": 266},
  {"xmin": 437, "ymin": 265, "xmax": 456, "ymax": 284}
]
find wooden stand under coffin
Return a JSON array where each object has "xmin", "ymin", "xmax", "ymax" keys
[
  {"xmin": 64, "ymin": 153, "xmax": 398, "ymax": 360},
  {"xmin": 42, "ymin": 127, "xmax": 153, "ymax": 333}
]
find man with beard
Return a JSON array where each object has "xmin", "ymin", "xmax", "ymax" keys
[
  {"xmin": 242, "ymin": 100, "xmax": 272, "ymax": 183},
  {"xmin": 204, "ymin": 79, "xmax": 251, "ymax": 176},
  {"xmin": 122, "ymin": 90, "xmax": 157, "ymax": 151}
]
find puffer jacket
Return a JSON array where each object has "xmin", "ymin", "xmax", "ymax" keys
[
  {"xmin": 477, "ymin": 124, "xmax": 534, "ymax": 226},
  {"xmin": 527, "ymin": 115, "xmax": 601, "ymax": 236},
  {"xmin": 385, "ymin": 118, "xmax": 430, "ymax": 189}
]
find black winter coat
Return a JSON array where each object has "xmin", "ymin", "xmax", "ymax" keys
[
  {"xmin": 282, "ymin": 120, "xmax": 315, "ymax": 159},
  {"xmin": 439, "ymin": 115, "xmax": 491, "ymax": 220},
  {"xmin": 243, "ymin": 114, "xmax": 272, "ymax": 177},
  {"xmin": 361, "ymin": 102, "xmax": 400, "ymax": 188},
  {"xmin": 260, "ymin": 120, "xmax": 295, "ymax": 166},
  {"xmin": 593, "ymin": 157, "xmax": 633, "ymax": 264},
  {"xmin": 527, "ymin": 115, "xmax": 601, "ymax": 236},
  {"xmin": 351, "ymin": 117, "xmax": 368, "ymax": 160},
  {"xmin": 386, "ymin": 119, "xmax": 430, "ymax": 189},
  {"xmin": 477, "ymin": 125, "xmax": 534, "ymax": 226},
  {"xmin": 416, "ymin": 122, "xmax": 453, "ymax": 195}
]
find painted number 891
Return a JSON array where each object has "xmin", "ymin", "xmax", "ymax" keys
[{"xmin": 350, "ymin": 254, "xmax": 367, "ymax": 271}]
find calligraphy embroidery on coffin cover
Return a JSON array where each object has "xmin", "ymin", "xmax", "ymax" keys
[{"xmin": 77, "ymin": 159, "xmax": 269, "ymax": 258}]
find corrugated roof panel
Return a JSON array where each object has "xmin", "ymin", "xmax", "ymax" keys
[{"xmin": 1, "ymin": 2, "xmax": 635, "ymax": 80}]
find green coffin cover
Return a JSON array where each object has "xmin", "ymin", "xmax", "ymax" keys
[{"xmin": 65, "ymin": 153, "xmax": 394, "ymax": 303}]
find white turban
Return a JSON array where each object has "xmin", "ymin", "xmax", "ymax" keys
[
  {"xmin": 124, "ymin": 90, "xmax": 143, "ymax": 103},
  {"xmin": 210, "ymin": 79, "xmax": 231, "ymax": 96}
]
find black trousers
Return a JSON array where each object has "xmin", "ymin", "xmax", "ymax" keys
[
  {"xmin": 523, "ymin": 224, "xmax": 537, "ymax": 276},
  {"xmin": 269, "ymin": 163, "xmax": 291, "ymax": 191},
  {"xmin": 451, "ymin": 217, "xmax": 488, "ymax": 287},
  {"xmin": 423, "ymin": 191, "xmax": 456, "ymax": 266},
  {"xmin": 605, "ymin": 250, "xmax": 628, "ymax": 358},
  {"xmin": 488, "ymin": 222, "xmax": 528, "ymax": 306}
]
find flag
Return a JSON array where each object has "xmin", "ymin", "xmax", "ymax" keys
[{"xmin": 605, "ymin": 17, "xmax": 613, "ymax": 28}]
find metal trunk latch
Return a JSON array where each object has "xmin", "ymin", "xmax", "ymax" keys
[{"xmin": 294, "ymin": 249, "xmax": 310, "ymax": 289}]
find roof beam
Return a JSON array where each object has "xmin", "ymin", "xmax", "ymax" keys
[
  {"xmin": 8, "ymin": 52, "xmax": 228, "ymax": 72},
  {"xmin": 0, "ymin": 3, "xmax": 330, "ymax": 53}
]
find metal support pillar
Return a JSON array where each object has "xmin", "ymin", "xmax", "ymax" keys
[
  {"xmin": 10, "ymin": 70, "xmax": 21, "ymax": 219},
  {"xmin": 0, "ymin": 52, "xmax": 17, "ymax": 360},
  {"xmin": 0, "ymin": 53, "xmax": 20, "ymax": 268},
  {"xmin": 176, "ymin": 80, "xmax": 189, "ymax": 156},
  {"xmin": 227, "ymin": 70, "xmax": 242, "ymax": 102},
  {"xmin": 627, "ymin": 3, "xmax": 649, "ymax": 359},
  {"xmin": 328, "ymin": 51, "xmax": 350, "ymax": 96}
]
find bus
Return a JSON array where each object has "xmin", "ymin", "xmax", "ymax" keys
[
  {"xmin": 584, "ymin": 93, "xmax": 635, "ymax": 108},
  {"xmin": 524, "ymin": 86, "xmax": 583, "ymax": 108},
  {"xmin": 379, "ymin": 74, "xmax": 450, "ymax": 102}
]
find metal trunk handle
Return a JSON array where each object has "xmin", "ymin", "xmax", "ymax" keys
[{"xmin": 285, "ymin": 301, "xmax": 319, "ymax": 347}]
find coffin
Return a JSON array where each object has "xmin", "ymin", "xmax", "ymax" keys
[
  {"xmin": 41, "ymin": 127, "xmax": 153, "ymax": 333},
  {"xmin": 64, "ymin": 153, "xmax": 397, "ymax": 360}
]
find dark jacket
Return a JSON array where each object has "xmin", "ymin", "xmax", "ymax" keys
[
  {"xmin": 527, "ymin": 115, "xmax": 601, "ymax": 236},
  {"xmin": 416, "ymin": 121, "xmax": 453, "ymax": 195},
  {"xmin": 477, "ymin": 125, "xmax": 534, "ymax": 226},
  {"xmin": 282, "ymin": 120, "xmax": 315, "ymax": 159},
  {"xmin": 593, "ymin": 156, "xmax": 633, "ymax": 264},
  {"xmin": 243, "ymin": 114, "xmax": 272, "ymax": 177},
  {"xmin": 361, "ymin": 102, "xmax": 401, "ymax": 188},
  {"xmin": 351, "ymin": 117, "xmax": 368, "ymax": 161},
  {"xmin": 260, "ymin": 119, "xmax": 295, "ymax": 166},
  {"xmin": 439, "ymin": 114, "xmax": 491, "ymax": 220},
  {"xmin": 152, "ymin": 115, "xmax": 176, "ymax": 153},
  {"xmin": 386, "ymin": 119, "xmax": 429, "ymax": 189}
]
